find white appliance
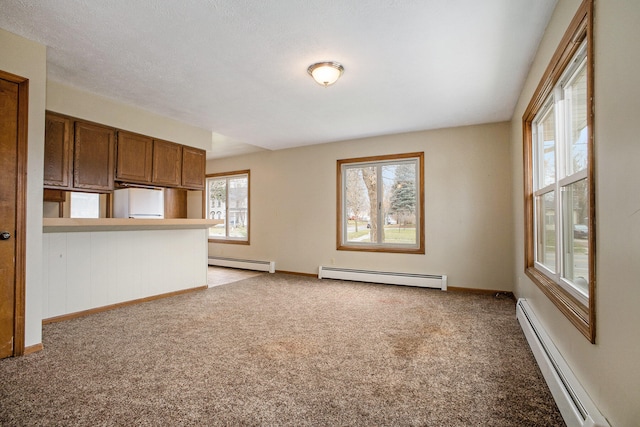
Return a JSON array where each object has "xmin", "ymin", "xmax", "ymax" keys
[{"xmin": 114, "ymin": 188, "xmax": 164, "ymax": 219}]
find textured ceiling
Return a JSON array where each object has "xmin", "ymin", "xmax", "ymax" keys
[{"xmin": 0, "ymin": 0, "xmax": 557, "ymax": 158}]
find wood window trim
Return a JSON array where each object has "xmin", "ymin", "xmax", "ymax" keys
[
  {"xmin": 522, "ymin": 0, "xmax": 596, "ymax": 343},
  {"xmin": 205, "ymin": 170, "xmax": 250, "ymax": 245},
  {"xmin": 336, "ymin": 152, "xmax": 425, "ymax": 254}
]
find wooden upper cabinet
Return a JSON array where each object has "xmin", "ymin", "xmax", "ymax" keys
[
  {"xmin": 44, "ymin": 112, "xmax": 72, "ymax": 189},
  {"xmin": 44, "ymin": 112, "xmax": 205, "ymax": 192},
  {"xmin": 116, "ymin": 131, "xmax": 153, "ymax": 184},
  {"xmin": 73, "ymin": 121, "xmax": 116, "ymax": 192},
  {"xmin": 152, "ymin": 139, "xmax": 182, "ymax": 187},
  {"xmin": 117, "ymin": 135, "xmax": 205, "ymax": 189},
  {"xmin": 181, "ymin": 146, "xmax": 206, "ymax": 190}
]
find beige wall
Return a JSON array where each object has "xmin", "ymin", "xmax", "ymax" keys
[
  {"xmin": 208, "ymin": 122, "xmax": 514, "ymax": 291},
  {"xmin": 0, "ymin": 29, "xmax": 47, "ymax": 347},
  {"xmin": 46, "ymin": 80, "xmax": 212, "ymax": 151},
  {"xmin": 510, "ymin": 0, "xmax": 640, "ymax": 425}
]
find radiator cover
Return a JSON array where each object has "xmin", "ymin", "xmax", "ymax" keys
[
  {"xmin": 516, "ymin": 299, "xmax": 609, "ymax": 427},
  {"xmin": 318, "ymin": 266, "xmax": 447, "ymax": 290},
  {"xmin": 208, "ymin": 256, "xmax": 275, "ymax": 273}
]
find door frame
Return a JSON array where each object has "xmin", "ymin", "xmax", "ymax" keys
[{"xmin": 0, "ymin": 69, "xmax": 28, "ymax": 357}]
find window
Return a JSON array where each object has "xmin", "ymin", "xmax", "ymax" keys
[
  {"xmin": 337, "ymin": 152, "xmax": 424, "ymax": 254},
  {"xmin": 206, "ymin": 170, "xmax": 249, "ymax": 243},
  {"xmin": 523, "ymin": 0, "xmax": 595, "ymax": 342}
]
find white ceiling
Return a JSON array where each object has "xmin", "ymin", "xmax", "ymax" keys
[{"xmin": 0, "ymin": 0, "xmax": 557, "ymax": 159}]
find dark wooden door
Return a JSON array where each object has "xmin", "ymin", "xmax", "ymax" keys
[{"xmin": 0, "ymin": 76, "xmax": 19, "ymax": 358}]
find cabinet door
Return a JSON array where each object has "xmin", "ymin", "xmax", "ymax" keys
[
  {"xmin": 116, "ymin": 131, "xmax": 153, "ymax": 183},
  {"xmin": 181, "ymin": 146, "xmax": 206, "ymax": 190},
  {"xmin": 73, "ymin": 121, "xmax": 115, "ymax": 192},
  {"xmin": 152, "ymin": 139, "xmax": 182, "ymax": 187},
  {"xmin": 44, "ymin": 112, "xmax": 72, "ymax": 189}
]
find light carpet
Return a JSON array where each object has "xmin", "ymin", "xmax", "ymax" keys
[{"xmin": 0, "ymin": 273, "xmax": 564, "ymax": 426}]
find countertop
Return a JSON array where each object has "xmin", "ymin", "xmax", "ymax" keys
[{"xmin": 43, "ymin": 218, "xmax": 223, "ymax": 232}]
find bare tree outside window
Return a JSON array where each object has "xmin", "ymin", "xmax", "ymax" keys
[{"xmin": 345, "ymin": 168, "xmax": 369, "ymax": 235}]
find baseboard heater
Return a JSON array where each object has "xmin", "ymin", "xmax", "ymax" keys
[
  {"xmin": 516, "ymin": 299, "xmax": 609, "ymax": 427},
  {"xmin": 208, "ymin": 256, "xmax": 275, "ymax": 273},
  {"xmin": 318, "ymin": 266, "xmax": 447, "ymax": 290}
]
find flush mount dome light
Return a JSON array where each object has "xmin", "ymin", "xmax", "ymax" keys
[{"xmin": 307, "ymin": 61, "xmax": 344, "ymax": 87}]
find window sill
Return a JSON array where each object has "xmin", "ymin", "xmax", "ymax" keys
[
  {"xmin": 208, "ymin": 238, "xmax": 250, "ymax": 245},
  {"xmin": 337, "ymin": 244, "xmax": 424, "ymax": 255},
  {"xmin": 525, "ymin": 266, "xmax": 594, "ymax": 343}
]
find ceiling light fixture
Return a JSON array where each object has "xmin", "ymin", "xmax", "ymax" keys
[{"xmin": 307, "ymin": 61, "xmax": 344, "ymax": 87}]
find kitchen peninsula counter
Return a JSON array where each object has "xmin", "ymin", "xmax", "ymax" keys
[
  {"xmin": 43, "ymin": 218, "xmax": 222, "ymax": 232},
  {"xmin": 42, "ymin": 218, "xmax": 220, "ymax": 322}
]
